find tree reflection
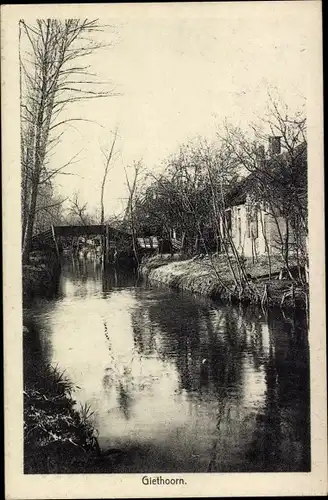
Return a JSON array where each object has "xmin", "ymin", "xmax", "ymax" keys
[
  {"xmin": 23, "ymin": 319, "xmax": 52, "ymax": 388},
  {"xmin": 102, "ymin": 269, "xmax": 138, "ymax": 295},
  {"xmin": 131, "ymin": 307, "xmax": 158, "ymax": 356},
  {"xmin": 130, "ymin": 295, "xmax": 252, "ymax": 400},
  {"xmin": 129, "ymin": 292, "xmax": 310, "ymax": 472},
  {"xmin": 102, "ymin": 320, "xmax": 135, "ymax": 420},
  {"xmin": 26, "ymin": 260, "xmax": 310, "ymax": 473},
  {"xmin": 117, "ymin": 380, "xmax": 133, "ymax": 420},
  {"xmin": 245, "ymin": 308, "xmax": 310, "ymax": 471}
]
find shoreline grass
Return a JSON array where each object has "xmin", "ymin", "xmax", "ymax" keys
[
  {"xmin": 23, "ymin": 359, "xmax": 101, "ymax": 474},
  {"xmin": 140, "ymin": 253, "xmax": 308, "ymax": 309},
  {"xmin": 23, "ymin": 251, "xmax": 61, "ymax": 302},
  {"xmin": 22, "ymin": 252, "xmax": 106, "ymax": 473}
]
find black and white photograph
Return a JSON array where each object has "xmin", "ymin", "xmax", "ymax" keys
[{"xmin": 2, "ymin": 2, "xmax": 326, "ymax": 498}]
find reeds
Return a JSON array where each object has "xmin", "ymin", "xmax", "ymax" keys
[{"xmin": 24, "ymin": 364, "xmax": 100, "ymax": 473}]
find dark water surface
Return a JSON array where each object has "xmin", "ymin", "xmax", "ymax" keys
[{"xmin": 24, "ymin": 257, "xmax": 310, "ymax": 472}]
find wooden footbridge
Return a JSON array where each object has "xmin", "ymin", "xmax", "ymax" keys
[
  {"xmin": 31, "ymin": 224, "xmax": 132, "ymax": 259},
  {"xmin": 31, "ymin": 224, "xmax": 161, "ymax": 264}
]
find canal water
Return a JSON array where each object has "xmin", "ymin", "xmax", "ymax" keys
[{"xmin": 24, "ymin": 257, "xmax": 310, "ymax": 473}]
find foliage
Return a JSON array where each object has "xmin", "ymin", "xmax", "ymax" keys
[
  {"xmin": 134, "ymin": 96, "xmax": 307, "ymax": 289},
  {"xmin": 33, "ymin": 182, "xmax": 66, "ymax": 234},
  {"xmin": 24, "ymin": 363, "xmax": 99, "ymax": 473},
  {"xmin": 134, "ymin": 139, "xmax": 240, "ymax": 251},
  {"xmin": 20, "ymin": 19, "xmax": 116, "ymax": 262},
  {"xmin": 220, "ymin": 94, "xmax": 307, "ymax": 280}
]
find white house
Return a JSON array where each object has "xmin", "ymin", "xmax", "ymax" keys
[
  {"xmin": 223, "ymin": 138, "xmax": 307, "ymax": 260},
  {"xmin": 223, "ymin": 198, "xmax": 289, "ymax": 259}
]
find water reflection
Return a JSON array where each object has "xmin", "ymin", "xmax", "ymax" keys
[{"xmin": 24, "ymin": 258, "xmax": 310, "ymax": 472}]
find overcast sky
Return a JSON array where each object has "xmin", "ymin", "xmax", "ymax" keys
[{"xmin": 46, "ymin": 3, "xmax": 312, "ymax": 217}]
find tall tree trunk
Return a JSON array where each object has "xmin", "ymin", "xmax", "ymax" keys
[
  {"xmin": 259, "ymin": 209, "xmax": 272, "ymax": 279},
  {"xmin": 22, "ymin": 180, "xmax": 39, "ymax": 263},
  {"xmin": 100, "ymin": 130, "xmax": 117, "ymax": 226},
  {"xmin": 284, "ymin": 217, "xmax": 290, "ymax": 268},
  {"xmin": 124, "ymin": 162, "xmax": 141, "ymax": 267},
  {"xmin": 20, "ymin": 20, "xmax": 116, "ymax": 262},
  {"xmin": 269, "ymin": 201, "xmax": 295, "ymax": 281},
  {"xmin": 129, "ymin": 205, "xmax": 139, "ymax": 267}
]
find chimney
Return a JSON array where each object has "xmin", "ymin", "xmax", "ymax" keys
[{"xmin": 268, "ymin": 136, "xmax": 281, "ymax": 157}]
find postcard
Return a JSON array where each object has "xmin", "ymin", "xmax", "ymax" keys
[{"xmin": 2, "ymin": 2, "xmax": 326, "ymax": 498}]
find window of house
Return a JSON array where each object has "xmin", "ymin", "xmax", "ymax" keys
[
  {"xmin": 247, "ymin": 205, "xmax": 259, "ymax": 239},
  {"xmin": 246, "ymin": 205, "xmax": 251, "ymax": 238},
  {"xmin": 225, "ymin": 209, "xmax": 232, "ymax": 236},
  {"xmin": 263, "ymin": 213, "xmax": 267, "ymax": 237},
  {"xmin": 252, "ymin": 209, "xmax": 259, "ymax": 239},
  {"xmin": 235, "ymin": 208, "xmax": 240, "ymax": 244},
  {"xmin": 238, "ymin": 217, "xmax": 242, "ymax": 244}
]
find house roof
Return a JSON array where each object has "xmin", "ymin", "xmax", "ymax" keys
[{"xmin": 225, "ymin": 141, "xmax": 307, "ymax": 208}]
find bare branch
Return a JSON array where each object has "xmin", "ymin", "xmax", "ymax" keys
[
  {"xmin": 100, "ymin": 128, "xmax": 118, "ymax": 225},
  {"xmin": 39, "ymin": 149, "xmax": 83, "ymax": 184},
  {"xmin": 35, "ymin": 197, "xmax": 68, "ymax": 214},
  {"xmin": 49, "ymin": 117, "xmax": 105, "ymax": 132}
]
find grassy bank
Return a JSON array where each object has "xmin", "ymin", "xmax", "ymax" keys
[
  {"xmin": 140, "ymin": 254, "xmax": 308, "ymax": 309},
  {"xmin": 23, "ymin": 315, "xmax": 105, "ymax": 473},
  {"xmin": 23, "ymin": 250, "xmax": 61, "ymax": 302},
  {"xmin": 23, "ymin": 252, "xmax": 105, "ymax": 473},
  {"xmin": 24, "ymin": 359, "xmax": 100, "ymax": 473}
]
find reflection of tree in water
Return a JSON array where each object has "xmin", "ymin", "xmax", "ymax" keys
[
  {"xmin": 203, "ymin": 306, "xmax": 309, "ymax": 472},
  {"xmin": 102, "ymin": 270, "xmax": 139, "ymax": 295},
  {"xmin": 271, "ymin": 308, "xmax": 310, "ymax": 471},
  {"xmin": 60, "ymin": 257, "xmax": 99, "ymax": 298},
  {"xmin": 132, "ymin": 293, "xmax": 202, "ymax": 391},
  {"xmin": 102, "ymin": 270, "xmax": 117, "ymax": 294},
  {"xmin": 117, "ymin": 380, "xmax": 133, "ymax": 420},
  {"xmin": 131, "ymin": 307, "xmax": 158, "ymax": 357},
  {"xmin": 23, "ymin": 319, "xmax": 53, "ymax": 388},
  {"xmin": 102, "ymin": 320, "xmax": 114, "ymax": 394},
  {"xmin": 130, "ymin": 293, "xmax": 309, "ymax": 472},
  {"xmin": 215, "ymin": 308, "xmax": 247, "ymax": 393},
  {"xmin": 130, "ymin": 294, "xmax": 251, "ymax": 400},
  {"xmin": 207, "ymin": 358, "xmax": 233, "ymax": 471},
  {"xmin": 244, "ymin": 336, "xmax": 282, "ymax": 471},
  {"xmin": 236, "ymin": 305, "xmax": 266, "ymax": 371},
  {"xmin": 101, "ymin": 320, "xmax": 135, "ymax": 420},
  {"xmin": 245, "ymin": 308, "xmax": 310, "ymax": 472}
]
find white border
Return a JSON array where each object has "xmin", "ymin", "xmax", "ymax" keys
[{"xmin": 2, "ymin": 2, "xmax": 327, "ymax": 498}]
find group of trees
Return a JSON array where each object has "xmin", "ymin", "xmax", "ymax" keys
[
  {"xmin": 133, "ymin": 140, "xmax": 238, "ymax": 252},
  {"xmin": 131, "ymin": 96, "xmax": 308, "ymax": 287},
  {"xmin": 220, "ymin": 99, "xmax": 307, "ymax": 276},
  {"xmin": 20, "ymin": 19, "xmax": 308, "ymax": 289},
  {"xmin": 20, "ymin": 19, "xmax": 115, "ymax": 262}
]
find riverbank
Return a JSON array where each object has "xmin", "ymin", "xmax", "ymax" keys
[
  {"xmin": 140, "ymin": 254, "xmax": 308, "ymax": 309},
  {"xmin": 23, "ymin": 346, "xmax": 99, "ymax": 473},
  {"xmin": 22, "ymin": 252, "xmax": 310, "ymax": 474},
  {"xmin": 23, "ymin": 250, "xmax": 61, "ymax": 302},
  {"xmin": 23, "ymin": 252, "xmax": 105, "ymax": 473},
  {"xmin": 23, "ymin": 320, "xmax": 108, "ymax": 473}
]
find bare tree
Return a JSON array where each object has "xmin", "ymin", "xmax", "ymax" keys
[
  {"xmin": 68, "ymin": 192, "xmax": 90, "ymax": 226},
  {"xmin": 99, "ymin": 128, "xmax": 118, "ymax": 226},
  {"xmin": 219, "ymin": 95, "xmax": 307, "ymax": 283},
  {"xmin": 33, "ymin": 182, "xmax": 67, "ymax": 234},
  {"xmin": 20, "ymin": 19, "xmax": 118, "ymax": 262},
  {"xmin": 124, "ymin": 161, "xmax": 143, "ymax": 266},
  {"xmin": 196, "ymin": 139, "xmax": 255, "ymax": 294}
]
